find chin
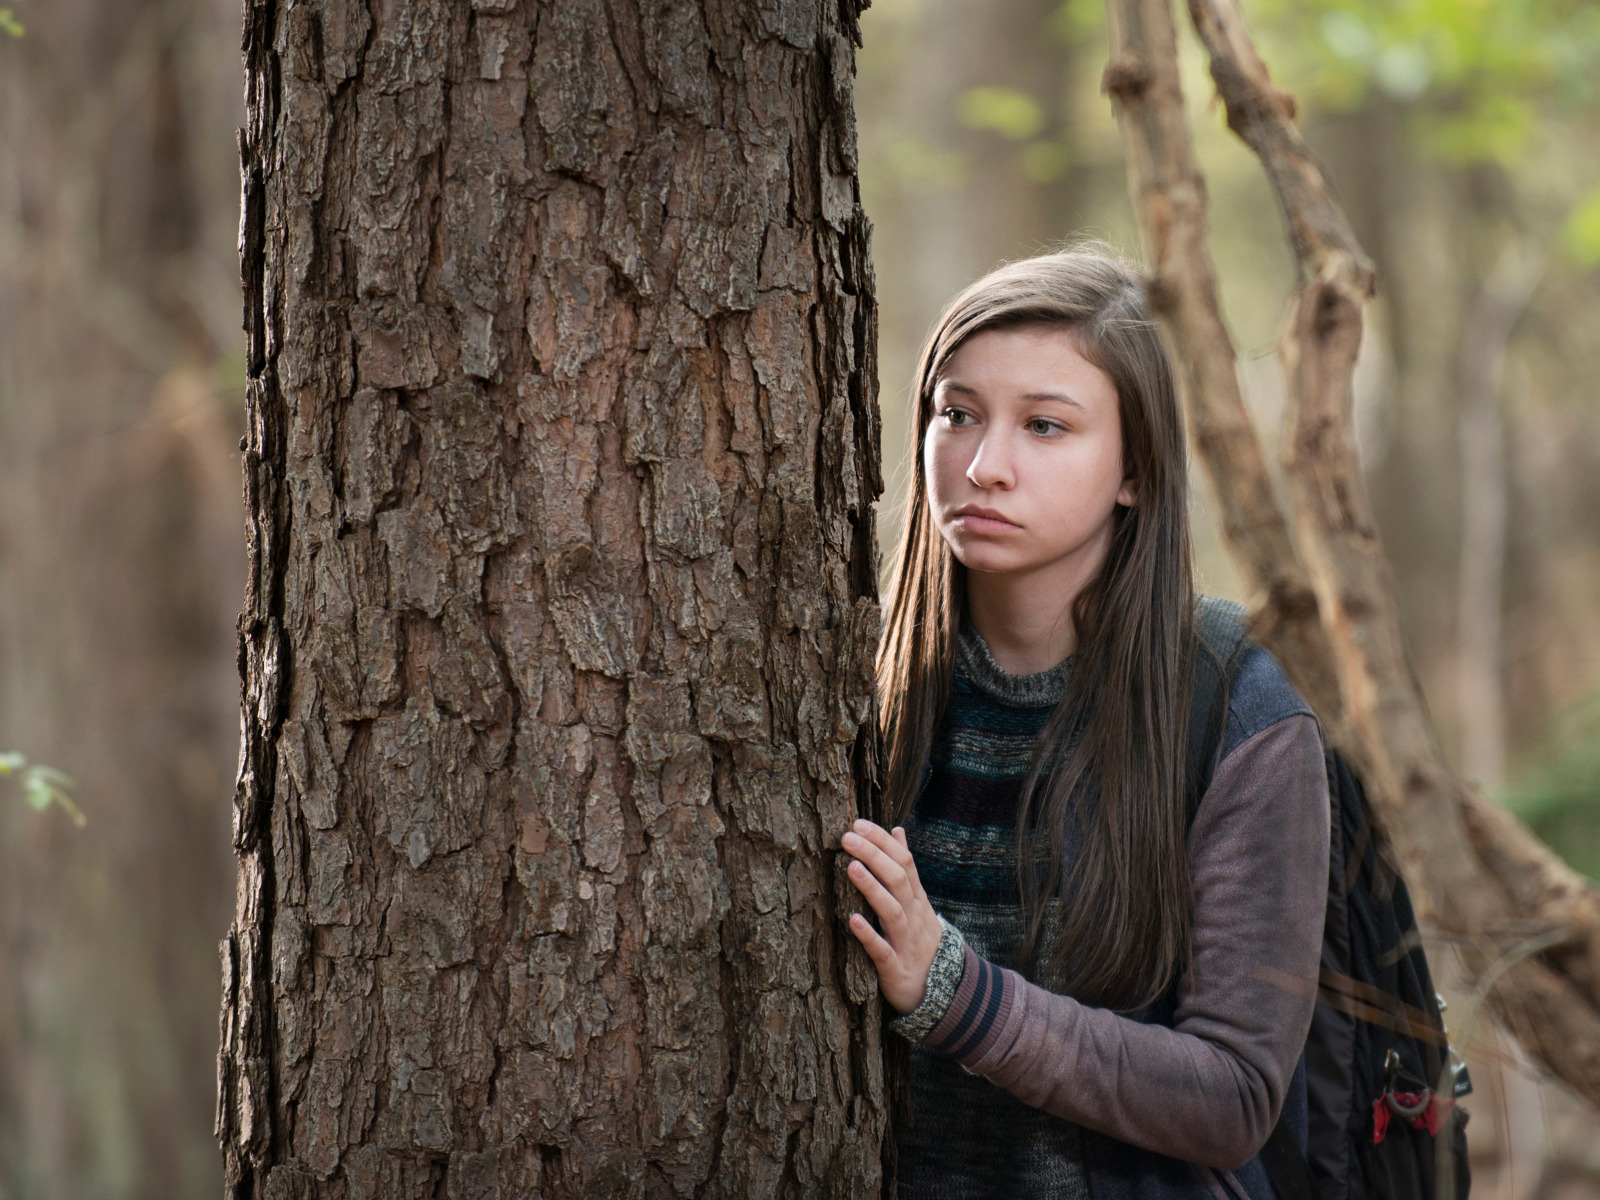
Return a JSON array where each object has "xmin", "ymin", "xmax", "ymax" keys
[{"xmin": 948, "ymin": 546, "xmax": 1029, "ymax": 576}]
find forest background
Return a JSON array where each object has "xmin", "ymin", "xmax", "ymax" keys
[{"xmin": 2, "ymin": 0, "xmax": 1600, "ymax": 1195}]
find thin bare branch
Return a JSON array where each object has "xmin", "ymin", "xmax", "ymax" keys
[
  {"xmin": 1100, "ymin": 0, "xmax": 1344, "ymax": 730},
  {"xmin": 1177, "ymin": 0, "xmax": 1600, "ymax": 1106},
  {"xmin": 1184, "ymin": 0, "xmax": 1373, "ymax": 294}
]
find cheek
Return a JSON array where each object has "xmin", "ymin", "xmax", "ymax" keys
[
  {"xmin": 1032, "ymin": 433, "xmax": 1127, "ymax": 517},
  {"xmin": 922, "ymin": 427, "xmax": 963, "ymax": 501}
]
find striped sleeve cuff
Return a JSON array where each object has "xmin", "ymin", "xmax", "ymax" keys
[
  {"xmin": 887, "ymin": 916, "xmax": 966, "ymax": 1043},
  {"xmin": 922, "ymin": 945, "xmax": 1015, "ymax": 1065}
]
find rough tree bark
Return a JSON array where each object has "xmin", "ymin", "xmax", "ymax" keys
[
  {"xmin": 219, "ymin": 2, "xmax": 891, "ymax": 1197},
  {"xmin": 1103, "ymin": 0, "xmax": 1600, "ymax": 1107}
]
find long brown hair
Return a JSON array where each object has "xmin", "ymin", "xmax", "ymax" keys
[{"xmin": 878, "ymin": 245, "xmax": 1196, "ymax": 1012}]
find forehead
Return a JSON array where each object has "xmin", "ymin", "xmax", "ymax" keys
[{"xmin": 935, "ymin": 325, "xmax": 1115, "ymax": 405}]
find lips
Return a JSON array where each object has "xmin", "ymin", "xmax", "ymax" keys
[{"xmin": 951, "ymin": 505, "xmax": 1020, "ymax": 530}]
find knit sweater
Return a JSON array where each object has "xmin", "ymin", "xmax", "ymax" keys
[{"xmin": 891, "ymin": 625, "xmax": 1330, "ymax": 1200}]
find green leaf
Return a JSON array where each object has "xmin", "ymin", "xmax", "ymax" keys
[
  {"xmin": 1320, "ymin": 11, "xmax": 1374, "ymax": 63},
  {"xmin": 29, "ymin": 765, "xmax": 75, "ymax": 788},
  {"xmin": 1565, "ymin": 189, "xmax": 1600, "ymax": 268},
  {"xmin": 23, "ymin": 774, "xmax": 51, "ymax": 811},
  {"xmin": 1050, "ymin": 0, "xmax": 1105, "ymax": 44},
  {"xmin": 1501, "ymin": 688, "xmax": 1600, "ymax": 877},
  {"xmin": 5, "ymin": 756, "xmax": 87, "ymax": 826},
  {"xmin": 0, "ymin": 8, "xmax": 23, "ymax": 38},
  {"xmin": 1374, "ymin": 43, "xmax": 1432, "ymax": 100},
  {"xmin": 1416, "ymin": 93, "xmax": 1534, "ymax": 165},
  {"xmin": 956, "ymin": 87, "xmax": 1045, "ymax": 141}
]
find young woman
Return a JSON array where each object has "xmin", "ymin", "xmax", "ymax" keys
[{"xmin": 842, "ymin": 247, "xmax": 1330, "ymax": 1199}]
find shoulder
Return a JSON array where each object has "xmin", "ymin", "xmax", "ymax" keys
[
  {"xmin": 1220, "ymin": 641, "xmax": 1318, "ymax": 761},
  {"xmin": 1196, "ymin": 601, "xmax": 1318, "ymax": 761}
]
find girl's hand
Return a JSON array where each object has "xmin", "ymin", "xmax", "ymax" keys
[{"xmin": 841, "ymin": 819, "xmax": 944, "ymax": 1014}]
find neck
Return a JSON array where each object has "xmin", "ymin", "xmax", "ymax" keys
[{"xmin": 964, "ymin": 545, "xmax": 1109, "ymax": 676}]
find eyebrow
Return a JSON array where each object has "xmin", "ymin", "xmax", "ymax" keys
[{"xmin": 938, "ymin": 381, "xmax": 1088, "ymax": 412}]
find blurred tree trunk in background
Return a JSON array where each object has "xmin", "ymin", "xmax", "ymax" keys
[
  {"xmin": 858, "ymin": 0, "xmax": 1088, "ymax": 531},
  {"xmin": 877, "ymin": 0, "xmax": 1079, "ymax": 316},
  {"xmin": 1455, "ymin": 244, "xmax": 1542, "ymax": 791},
  {"xmin": 220, "ymin": 1, "xmax": 888, "ymax": 1197},
  {"xmin": 1312, "ymin": 108, "xmax": 1600, "ymax": 785},
  {"xmin": 0, "ymin": 2, "xmax": 243, "ymax": 1197}
]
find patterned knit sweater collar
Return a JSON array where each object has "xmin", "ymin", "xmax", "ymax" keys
[{"xmin": 955, "ymin": 625, "xmax": 1073, "ymax": 706}]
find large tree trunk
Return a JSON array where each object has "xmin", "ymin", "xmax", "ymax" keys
[{"xmin": 220, "ymin": 1, "xmax": 889, "ymax": 1196}]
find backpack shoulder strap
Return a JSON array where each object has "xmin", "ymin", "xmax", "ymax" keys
[{"xmin": 1185, "ymin": 596, "xmax": 1254, "ymax": 824}]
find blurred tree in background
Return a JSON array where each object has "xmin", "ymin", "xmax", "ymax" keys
[{"xmin": 0, "ymin": 0, "xmax": 243, "ymax": 1196}]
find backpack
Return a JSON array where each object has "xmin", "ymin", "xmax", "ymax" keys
[{"xmin": 1186, "ymin": 598, "xmax": 1472, "ymax": 1200}]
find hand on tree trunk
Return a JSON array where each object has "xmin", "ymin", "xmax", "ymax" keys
[{"xmin": 843, "ymin": 820, "xmax": 944, "ymax": 1014}]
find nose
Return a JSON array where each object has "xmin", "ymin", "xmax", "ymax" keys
[{"xmin": 965, "ymin": 429, "xmax": 1015, "ymax": 490}]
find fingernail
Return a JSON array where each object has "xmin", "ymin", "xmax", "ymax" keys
[{"xmin": 853, "ymin": 819, "xmax": 870, "ymax": 831}]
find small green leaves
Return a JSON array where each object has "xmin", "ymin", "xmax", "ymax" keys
[
  {"xmin": 23, "ymin": 773, "xmax": 51, "ymax": 810},
  {"xmin": 2, "ymin": 751, "xmax": 86, "ymax": 827},
  {"xmin": 1501, "ymin": 689, "xmax": 1600, "ymax": 878},
  {"xmin": 1260, "ymin": 0, "xmax": 1600, "ymax": 166},
  {"xmin": 1564, "ymin": 189, "xmax": 1600, "ymax": 268},
  {"xmin": 1320, "ymin": 10, "xmax": 1375, "ymax": 62},
  {"xmin": 957, "ymin": 87, "xmax": 1045, "ymax": 141},
  {"xmin": 1373, "ymin": 43, "xmax": 1432, "ymax": 101},
  {"xmin": 0, "ymin": 7, "xmax": 23, "ymax": 37},
  {"xmin": 1050, "ymin": 0, "xmax": 1104, "ymax": 44}
]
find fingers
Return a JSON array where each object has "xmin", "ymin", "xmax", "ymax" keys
[
  {"xmin": 890, "ymin": 825, "xmax": 923, "ymax": 896},
  {"xmin": 846, "ymin": 858, "xmax": 907, "ymax": 930},
  {"xmin": 852, "ymin": 819, "xmax": 912, "ymax": 867},
  {"xmin": 842, "ymin": 823, "xmax": 906, "ymax": 886},
  {"xmin": 842, "ymin": 820, "xmax": 924, "ymax": 902},
  {"xmin": 841, "ymin": 820, "xmax": 940, "ymax": 1015},
  {"xmin": 847, "ymin": 912, "xmax": 894, "ymax": 965}
]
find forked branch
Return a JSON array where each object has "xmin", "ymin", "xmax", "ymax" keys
[
  {"xmin": 1098, "ymin": 0, "xmax": 1343, "ymax": 731},
  {"xmin": 1104, "ymin": 0, "xmax": 1600, "ymax": 1106}
]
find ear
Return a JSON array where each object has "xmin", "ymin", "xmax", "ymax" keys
[{"xmin": 1116, "ymin": 474, "xmax": 1138, "ymax": 508}]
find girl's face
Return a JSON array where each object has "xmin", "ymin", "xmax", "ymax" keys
[{"xmin": 924, "ymin": 325, "xmax": 1135, "ymax": 584}]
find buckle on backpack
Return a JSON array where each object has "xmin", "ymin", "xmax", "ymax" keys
[{"xmin": 1374, "ymin": 1049, "xmax": 1455, "ymax": 1143}]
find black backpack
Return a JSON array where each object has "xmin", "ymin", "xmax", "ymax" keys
[{"xmin": 1186, "ymin": 598, "xmax": 1472, "ymax": 1200}]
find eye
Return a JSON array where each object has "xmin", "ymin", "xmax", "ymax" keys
[
  {"xmin": 1026, "ymin": 417, "xmax": 1063, "ymax": 436},
  {"xmin": 940, "ymin": 407, "xmax": 973, "ymax": 426}
]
